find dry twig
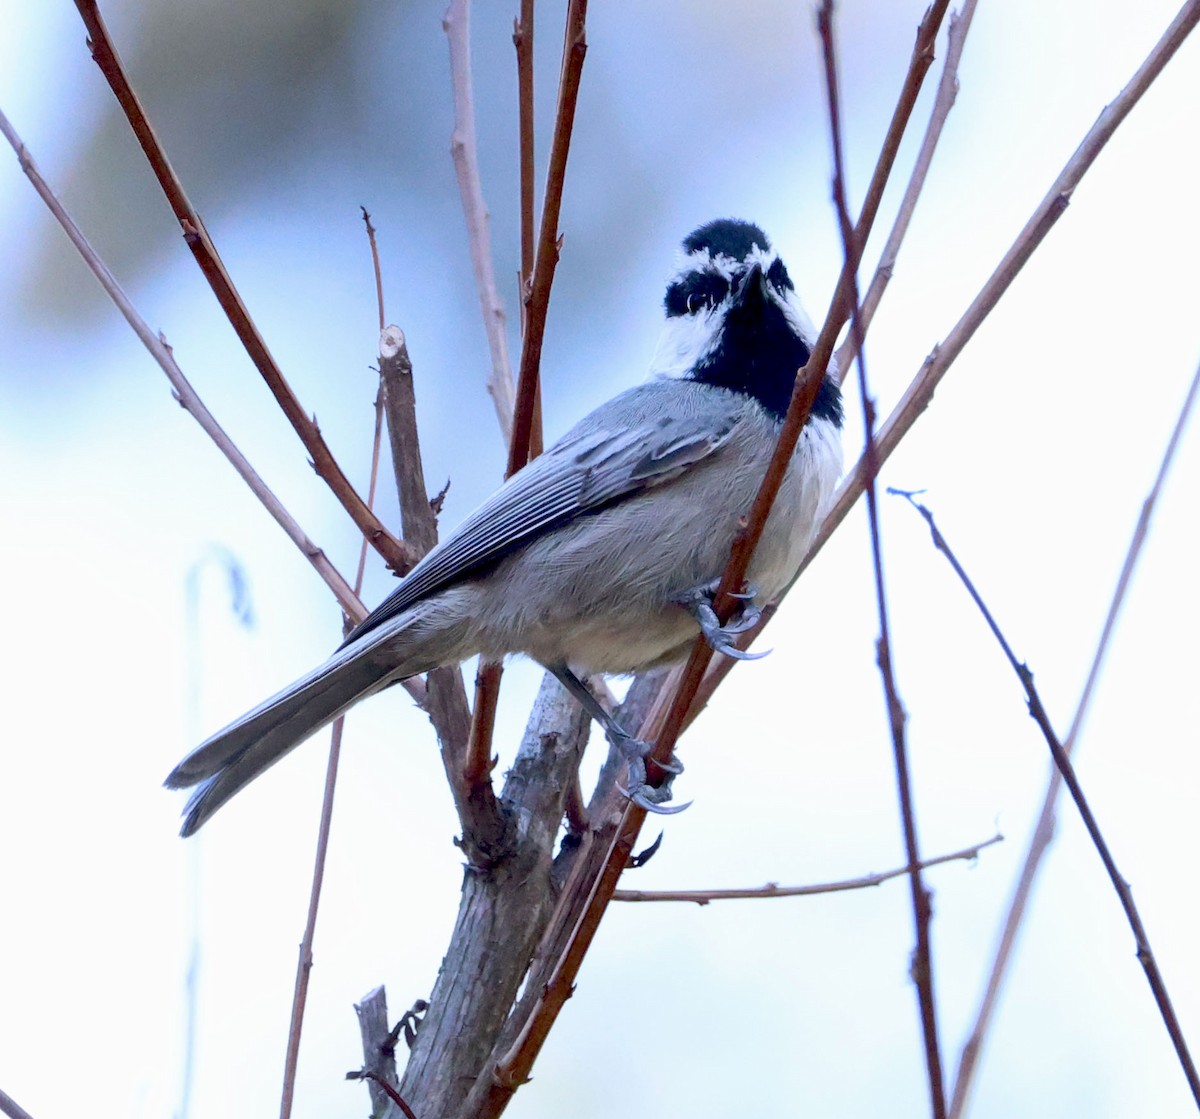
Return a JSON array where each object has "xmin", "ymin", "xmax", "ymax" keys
[
  {"xmin": 819, "ymin": 5, "xmax": 945, "ymax": 1114},
  {"xmin": 895, "ymin": 490, "xmax": 1200, "ymax": 1109},
  {"xmin": 506, "ymin": 0, "xmax": 587, "ymax": 477},
  {"xmin": 948, "ymin": 356, "xmax": 1200, "ymax": 1116},
  {"xmin": 469, "ymin": 9, "xmax": 956, "ymax": 1111},
  {"xmin": 445, "ymin": 0, "xmax": 518, "ymax": 440},
  {"xmin": 0, "ymin": 1087, "xmax": 37, "ymax": 1119},
  {"xmin": 613, "ymin": 833, "xmax": 1002, "ymax": 904},
  {"xmin": 833, "ymin": 0, "xmax": 978, "ymax": 378},
  {"xmin": 0, "ymin": 107, "xmax": 366, "ymax": 624},
  {"xmin": 693, "ymin": 0, "xmax": 1200, "ymax": 712},
  {"xmin": 280, "ymin": 224, "xmax": 399, "ymax": 1118},
  {"xmin": 71, "ymin": 0, "xmax": 416, "ymax": 575}
]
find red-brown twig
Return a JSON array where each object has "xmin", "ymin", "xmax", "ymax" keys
[
  {"xmin": 506, "ymin": 0, "xmax": 587, "ymax": 478},
  {"xmin": 279, "ymin": 219, "xmax": 397, "ymax": 1119},
  {"xmin": 833, "ymin": 0, "xmax": 978, "ymax": 378},
  {"xmin": 819, "ymin": 6, "xmax": 945, "ymax": 1114},
  {"xmin": 948, "ymin": 358, "xmax": 1200, "ymax": 1117},
  {"xmin": 482, "ymin": 11, "xmax": 956, "ymax": 1102},
  {"xmin": 444, "ymin": 0, "xmax": 518, "ymax": 441},
  {"xmin": 346, "ymin": 1070, "xmax": 418, "ymax": 1119},
  {"xmin": 643, "ymin": 0, "xmax": 950, "ymax": 795},
  {"xmin": 465, "ymin": 0, "xmax": 584, "ymax": 789},
  {"xmin": 464, "ymin": 661, "xmax": 503, "ymax": 785},
  {"xmin": 71, "ymin": 1, "xmax": 415, "ymax": 576},
  {"xmin": 613, "ymin": 833, "xmax": 1002, "ymax": 904},
  {"xmin": 694, "ymin": 0, "xmax": 1200, "ymax": 710},
  {"xmin": 0, "ymin": 106, "xmax": 367, "ymax": 624},
  {"xmin": 895, "ymin": 490, "xmax": 1200, "ymax": 1109},
  {"xmin": 514, "ymin": 0, "xmax": 536, "ymax": 299},
  {"xmin": 513, "ymin": 0, "xmax": 543, "ymax": 455}
]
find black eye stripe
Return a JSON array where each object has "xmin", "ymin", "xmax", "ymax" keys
[
  {"xmin": 766, "ymin": 256, "xmax": 793, "ymax": 291},
  {"xmin": 664, "ymin": 272, "xmax": 731, "ymax": 317}
]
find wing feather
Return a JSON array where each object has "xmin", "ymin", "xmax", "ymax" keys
[{"xmin": 343, "ymin": 381, "xmax": 743, "ymax": 647}]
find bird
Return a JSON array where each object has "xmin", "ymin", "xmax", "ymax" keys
[{"xmin": 166, "ymin": 218, "xmax": 844, "ymax": 836}]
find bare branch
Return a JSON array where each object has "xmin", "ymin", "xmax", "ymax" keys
[
  {"xmin": 506, "ymin": 0, "xmax": 587, "ymax": 477},
  {"xmin": 280, "ymin": 716, "xmax": 347, "ymax": 1119},
  {"xmin": 819, "ymin": 5, "xmax": 945, "ymax": 1114},
  {"xmin": 444, "ymin": 0, "xmax": 517, "ymax": 441},
  {"xmin": 70, "ymin": 1, "xmax": 416, "ymax": 574},
  {"xmin": 639, "ymin": 0, "xmax": 952, "ymax": 818},
  {"xmin": 353, "ymin": 987, "xmax": 404, "ymax": 1118},
  {"xmin": 362, "ymin": 206, "xmax": 386, "ymax": 332},
  {"xmin": 512, "ymin": 0, "xmax": 544, "ymax": 455},
  {"xmin": 834, "ymin": 0, "xmax": 979, "ymax": 376},
  {"xmin": 514, "ymin": 0, "xmax": 536, "ymax": 295},
  {"xmin": 948, "ymin": 356, "xmax": 1200, "ymax": 1116},
  {"xmin": 465, "ymin": 661, "xmax": 503, "ymax": 786},
  {"xmin": 282, "ymin": 245, "xmax": 398, "ymax": 1115},
  {"xmin": 475, "ymin": 8, "xmax": 956, "ymax": 1108},
  {"xmin": 613, "ymin": 833, "xmax": 1002, "ymax": 904},
  {"xmin": 464, "ymin": 0, "xmax": 587, "ymax": 818},
  {"xmin": 896, "ymin": 490, "xmax": 1200, "ymax": 1109},
  {"xmin": 377, "ymin": 325, "xmax": 507, "ymax": 853},
  {"xmin": 380, "ymin": 327, "xmax": 439, "ymax": 560},
  {"xmin": 0, "ymin": 106, "xmax": 367, "ymax": 622},
  {"xmin": 694, "ymin": 0, "xmax": 1200, "ymax": 706},
  {"xmin": 0, "ymin": 1087, "xmax": 37, "ymax": 1119}
]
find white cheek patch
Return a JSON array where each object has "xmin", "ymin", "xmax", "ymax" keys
[{"xmin": 647, "ymin": 309, "xmax": 723, "ymax": 381}]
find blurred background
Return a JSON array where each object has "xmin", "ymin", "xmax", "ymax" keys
[{"xmin": 2, "ymin": 2, "xmax": 1198, "ymax": 1116}]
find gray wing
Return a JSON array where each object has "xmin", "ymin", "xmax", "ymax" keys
[{"xmin": 343, "ymin": 380, "xmax": 744, "ymax": 647}]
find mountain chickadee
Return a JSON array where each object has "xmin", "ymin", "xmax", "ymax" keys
[{"xmin": 167, "ymin": 218, "xmax": 844, "ymax": 835}]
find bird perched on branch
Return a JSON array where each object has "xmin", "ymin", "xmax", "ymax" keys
[{"xmin": 167, "ymin": 218, "xmax": 843, "ymax": 835}]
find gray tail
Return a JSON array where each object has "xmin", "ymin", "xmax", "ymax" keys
[{"xmin": 166, "ymin": 631, "xmax": 424, "ymax": 836}]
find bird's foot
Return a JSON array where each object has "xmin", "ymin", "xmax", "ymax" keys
[
  {"xmin": 612, "ymin": 732, "xmax": 691, "ymax": 815},
  {"xmin": 677, "ymin": 580, "xmax": 769, "ymax": 661}
]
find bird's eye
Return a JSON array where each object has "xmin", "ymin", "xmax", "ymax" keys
[{"xmin": 686, "ymin": 292, "xmax": 708, "ymax": 314}]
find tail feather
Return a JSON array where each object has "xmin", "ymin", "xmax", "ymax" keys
[{"xmin": 168, "ymin": 634, "xmax": 419, "ymax": 836}]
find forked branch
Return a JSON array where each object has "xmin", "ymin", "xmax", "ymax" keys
[
  {"xmin": 895, "ymin": 490, "xmax": 1200, "ymax": 1109},
  {"xmin": 71, "ymin": 0, "xmax": 416, "ymax": 575}
]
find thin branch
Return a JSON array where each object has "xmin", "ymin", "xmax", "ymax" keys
[
  {"xmin": 512, "ymin": 0, "xmax": 544, "ymax": 455},
  {"xmin": 896, "ymin": 491, "xmax": 1200, "ymax": 1109},
  {"xmin": 693, "ymin": 0, "xmax": 1200, "ymax": 708},
  {"xmin": 613, "ymin": 833, "xmax": 1002, "ymax": 904},
  {"xmin": 0, "ymin": 1088, "xmax": 37, "ymax": 1119},
  {"xmin": 346, "ymin": 1071, "xmax": 418, "ymax": 1119},
  {"xmin": 281, "ymin": 238, "xmax": 396, "ymax": 1115},
  {"xmin": 514, "ymin": 0, "xmax": 535, "ymax": 294},
  {"xmin": 820, "ymin": 6, "xmax": 945, "ymax": 1115},
  {"xmin": 834, "ymin": 0, "xmax": 978, "ymax": 377},
  {"xmin": 354, "ymin": 987, "xmax": 403, "ymax": 1118},
  {"xmin": 949, "ymin": 355, "xmax": 1200, "ymax": 1117},
  {"xmin": 71, "ymin": 1, "xmax": 416, "ymax": 575},
  {"xmin": 280, "ymin": 716, "xmax": 347, "ymax": 1119},
  {"xmin": 465, "ymin": 0, "xmax": 586, "ymax": 801},
  {"xmin": 464, "ymin": 661, "xmax": 502, "ymax": 785},
  {"xmin": 376, "ymin": 326, "xmax": 507, "ymax": 853},
  {"xmin": 380, "ymin": 327, "xmax": 439, "ymax": 560},
  {"xmin": 506, "ymin": 0, "xmax": 587, "ymax": 477},
  {"xmin": 475, "ymin": 9, "xmax": 955, "ymax": 1108},
  {"xmin": 0, "ymin": 106, "xmax": 367, "ymax": 623},
  {"xmin": 361, "ymin": 206, "xmax": 386, "ymax": 332},
  {"xmin": 444, "ymin": 0, "xmax": 518, "ymax": 442}
]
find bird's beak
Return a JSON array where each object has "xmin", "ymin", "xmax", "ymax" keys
[{"xmin": 733, "ymin": 261, "xmax": 769, "ymax": 311}]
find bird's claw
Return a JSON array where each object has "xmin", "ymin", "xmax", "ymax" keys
[
  {"xmin": 677, "ymin": 582, "xmax": 769, "ymax": 661},
  {"xmin": 611, "ymin": 734, "xmax": 690, "ymax": 815}
]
